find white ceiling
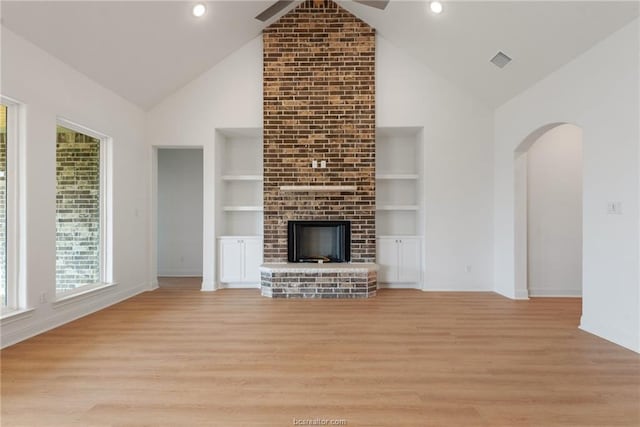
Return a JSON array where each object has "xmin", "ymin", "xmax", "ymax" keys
[
  {"xmin": 340, "ymin": 1, "xmax": 639, "ymax": 107},
  {"xmin": 1, "ymin": 1, "xmax": 637, "ymax": 110}
]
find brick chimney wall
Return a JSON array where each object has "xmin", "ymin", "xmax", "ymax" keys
[{"xmin": 262, "ymin": 0, "xmax": 376, "ymax": 263}]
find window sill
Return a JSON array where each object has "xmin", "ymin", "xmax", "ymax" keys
[
  {"xmin": 53, "ymin": 282, "xmax": 118, "ymax": 308},
  {"xmin": 1, "ymin": 307, "xmax": 35, "ymax": 325}
]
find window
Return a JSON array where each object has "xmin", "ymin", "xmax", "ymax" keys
[
  {"xmin": 55, "ymin": 121, "xmax": 111, "ymax": 295},
  {"xmin": 1, "ymin": 98, "xmax": 19, "ymax": 312}
]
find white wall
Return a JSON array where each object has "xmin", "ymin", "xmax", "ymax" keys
[
  {"xmin": 0, "ymin": 27, "xmax": 149, "ymax": 348},
  {"xmin": 494, "ymin": 20, "xmax": 639, "ymax": 352},
  {"xmin": 147, "ymin": 37, "xmax": 262, "ymax": 291},
  {"xmin": 147, "ymin": 35, "xmax": 495, "ymax": 292},
  {"xmin": 157, "ymin": 149, "xmax": 203, "ymax": 276},
  {"xmin": 376, "ymin": 37, "xmax": 495, "ymax": 291},
  {"xmin": 527, "ymin": 124, "xmax": 582, "ymax": 297}
]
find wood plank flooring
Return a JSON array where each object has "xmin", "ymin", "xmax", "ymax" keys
[{"xmin": 1, "ymin": 281, "xmax": 639, "ymax": 426}]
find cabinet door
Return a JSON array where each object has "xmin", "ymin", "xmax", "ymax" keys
[
  {"xmin": 377, "ymin": 238, "xmax": 399, "ymax": 283},
  {"xmin": 398, "ymin": 238, "xmax": 421, "ymax": 283},
  {"xmin": 243, "ymin": 238, "xmax": 263, "ymax": 283},
  {"xmin": 219, "ymin": 239, "xmax": 244, "ymax": 283}
]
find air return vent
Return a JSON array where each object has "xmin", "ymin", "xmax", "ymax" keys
[{"xmin": 490, "ymin": 51, "xmax": 512, "ymax": 68}]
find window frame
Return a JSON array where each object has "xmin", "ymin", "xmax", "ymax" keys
[
  {"xmin": 55, "ymin": 118, "xmax": 113, "ymax": 296},
  {"xmin": 1, "ymin": 97, "xmax": 22, "ymax": 314}
]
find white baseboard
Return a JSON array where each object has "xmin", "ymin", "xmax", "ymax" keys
[
  {"xmin": 1, "ymin": 281, "xmax": 150, "ymax": 349},
  {"xmin": 580, "ymin": 315, "xmax": 639, "ymax": 353},
  {"xmin": 528, "ymin": 288, "xmax": 582, "ymax": 297},
  {"xmin": 422, "ymin": 287, "xmax": 494, "ymax": 292},
  {"xmin": 513, "ymin": 288, "xmax": 530, "ymax": 300},
  {"xmin": 219, "ymin": 283, "xmax": 261, "ymax": 289},
  {"xmin": 157, "ymin": 272, "xmax": 202, "ymax": 277},
  {"xmin": 378, "ymin": 283, "xmax": 421, "ymax": 289}
]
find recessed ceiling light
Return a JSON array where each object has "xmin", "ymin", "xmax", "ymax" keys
[
  {"xmin": 192, "ymin": 3, "xmax": 207, "ymax": 18},
  {"xmin": 430, "ymin": 1, "xmax": 443, "ymax": 14}
]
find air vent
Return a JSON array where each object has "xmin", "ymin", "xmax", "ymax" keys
[{"xmin": 490, "ymin": 51, "xmax": 512, "ymax": 68}]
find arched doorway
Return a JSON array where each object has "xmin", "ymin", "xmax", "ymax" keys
[{"xmin": 514, "ymin": 123, "xmax": 583, "ymax": 298}]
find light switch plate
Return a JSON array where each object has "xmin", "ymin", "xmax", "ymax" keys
[{"xmin": 607, "ymin": 201, "xmax": 622, "ymax": 215}]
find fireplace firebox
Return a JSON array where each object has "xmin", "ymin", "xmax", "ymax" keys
[{"xmin": 288, "ymin": 221, "xmax": 351, "ymax": 263}]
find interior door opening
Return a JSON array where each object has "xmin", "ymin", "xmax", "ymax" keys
[{"xmin": 156, "ymin": 148, "xmax": 204, "ymax": 289}]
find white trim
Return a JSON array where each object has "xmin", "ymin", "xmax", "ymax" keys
[
  {"xmin": 57, "ymin": 117, "xmax": 107, "ymax": 141},
  {"xmin": 375, "ymin": 174, "xmax": 419, "ymax": 180},
  {"xmin": 223, "ymin": 206, "xmax": 263, "ymax": 211},
  {"xmin": 378, "ymin": 283, "xmax": 421, "ymax": 289},
  {"xmin": 150, "ymin": 147, "xmax": 158, "ymax": 289},
  {"xmin": 53, "ymin": 282, "xmax": 117, "ymax": 307},
  {"xmin": 1, "ymin": 307, "xmax": 34, "ymax": 324},
  {"xmin": 101, "ymin": 135, "xmax": 114, "ymax": 285},
  {"xmin": 528, "ymin": 288, "xmax": 582, "ymax": 297},
  {"xmin": 219, "ymin": 283, "xmax": 261, "ymax": 289},
  {"xmin": 0, "ymin": 97, "xmax": 22, "ymax": 311},
  {"xmin": 376, "ymin": 205, "xmax": 419, "ymax": 211},
  {"xmin": 156, "ymin": 272, "xmax": 203, "ymax": 277},
  {"xmin": 513, "ymin": 288, "xmax": 531, "ymax": 300},
  {"xmin": 580, "ymin": 315, "xmax": 639, "ymax": 353},
  {"xmin": 221, "ymin": 175, "xmax": 263, "ymax": 181},
  {"xmin": 422, "ymin": 288, "xmax": 495, "ymax": 292}
]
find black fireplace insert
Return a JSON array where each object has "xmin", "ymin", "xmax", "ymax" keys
[{"xmin": 288, "ymin": 220, "xmax": 351, "ymax": 263}]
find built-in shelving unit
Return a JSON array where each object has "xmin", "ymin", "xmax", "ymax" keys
[
  {"xmin": 214, "ymin": 128, "xmax": 263, "ymax": 289},
  {"xmin": 376, "ymin": 127, "xmax": 424, "ymax": 237},
  {"xmin": 376, "ymin": 127, "xmax": 425, "ymax": 289},
  {"xmin": 214, "ymin": 128, "xmax": 263, "ymax": 237}
]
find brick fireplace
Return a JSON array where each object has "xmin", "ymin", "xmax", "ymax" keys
[{"xmin": 261, "ymin": 0, "xmax": 377, "ymax": 298}]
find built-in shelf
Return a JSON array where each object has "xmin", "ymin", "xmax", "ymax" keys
[
  {"xmin": 376, "ymin": 174, "xmax": 419, "ymax": 180},
  {"xmin": 376, "ymin": 205, "xmax": 419, "ymax": 211},
  {"xmin": 223, "ymin": 206, "xmax": 264, "ymax": 212},
  {"xmin": 222, "ymin": 175, "xmax": 263, "ymax": 181},
  {"xmin": 279, "ymin": 185, "xmax": 357, "ymax": 192},
  {"xmin": 216, "ymin": 128, "xmax": 263, "ymax": 238}
]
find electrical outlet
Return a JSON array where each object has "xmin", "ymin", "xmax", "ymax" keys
[
  {"xmin": 39, "ymin": 292, "xmax": 47, "ymax": 304},
  {"xmin": 320, "ymin": 160, "xmax": 327, "ymax": 168},
  {"xmin": 312, "ymin": 160, "xmax": 318, "ymax": 169}
]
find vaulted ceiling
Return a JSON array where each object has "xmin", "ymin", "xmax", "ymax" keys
[{"xmin": 1, "ymin": 1, "xmax": 637, "ymax": 110}]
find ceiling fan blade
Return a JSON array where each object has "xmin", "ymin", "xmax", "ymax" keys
[
  {"xmin": 353, "ymin": 0, "xmax": 390, "ymax": 10},
  {"xmin": 255, "ymin": 0, "xmax": 295, "ymax": 22}
]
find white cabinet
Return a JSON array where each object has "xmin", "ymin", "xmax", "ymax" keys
[
  {"xmin": 377, "ymin": 237, "xmax": 421, "ymax": 286},
  {"xmin": 219, "ymin": 237, "xmax": 263, "ymax": 285}
]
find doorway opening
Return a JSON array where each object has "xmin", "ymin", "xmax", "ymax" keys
[
  {"xmin": 514, "ymin": 123, "xmax": 583, "ymax": 298},
  {"xmin": 156, "ymin": 148, "xmax": 203, "ymax": 290}
]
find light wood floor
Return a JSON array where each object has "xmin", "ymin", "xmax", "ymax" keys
[{"xmin": 1, "ymin": 280, "xmax": 639, "ymax": 427}]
